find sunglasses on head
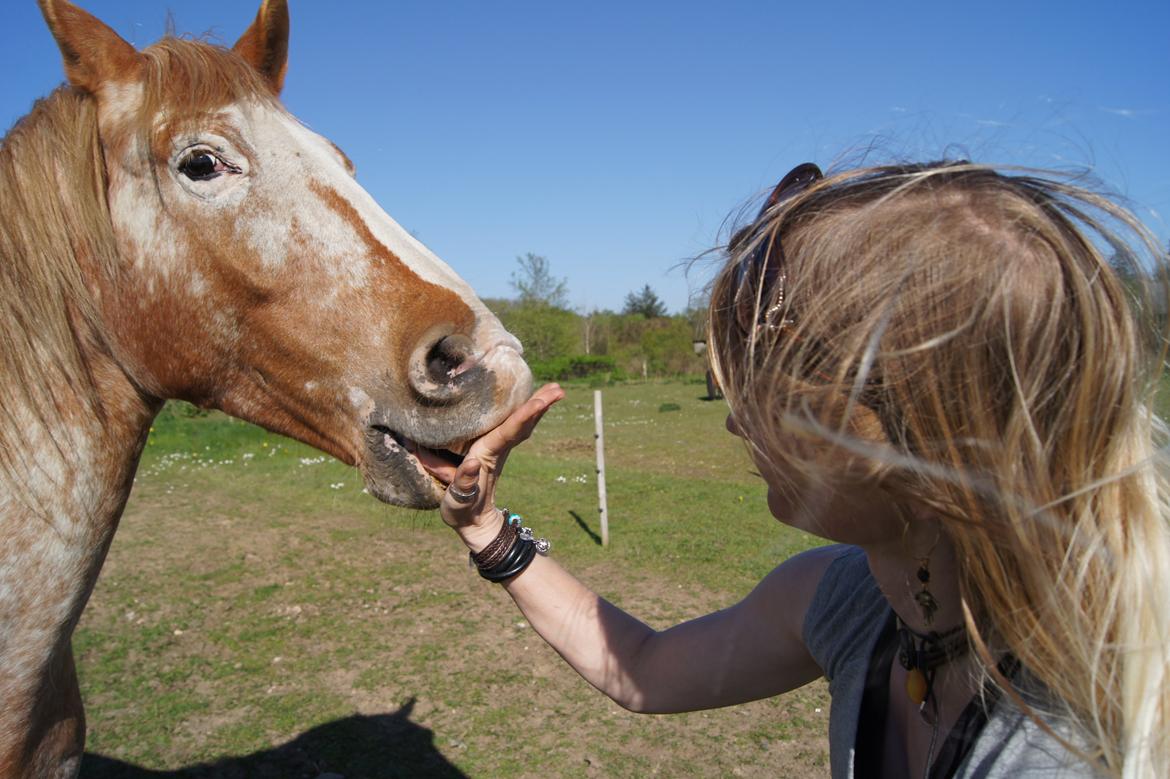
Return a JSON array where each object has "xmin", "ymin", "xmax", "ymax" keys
[
  {"xmin": 730, "ymin": 162, "xmax": 823, "ymax": 337},
  {"xmin": 725, "ymin": 163, "xmax": 888, "ymax": 413}
]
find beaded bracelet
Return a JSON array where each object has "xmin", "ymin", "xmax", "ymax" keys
[{"xmin": 470, "ymin": 509, "xmax": 550, "ymax": 582}]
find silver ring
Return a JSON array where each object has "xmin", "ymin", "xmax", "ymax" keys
[{"xmin": 446, "ymin": 483, "xmax": 480, "ymax": 504}]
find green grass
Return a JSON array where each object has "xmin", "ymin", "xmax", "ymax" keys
[
  {"xmin": 138, "ymin": 381, "xmax": 803, "ymax": 594},
  {"xmin": 75, "ymin": 380, "xmax": 831, "ymax": 777}
]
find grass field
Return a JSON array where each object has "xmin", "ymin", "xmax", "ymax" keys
[{"xmin": 76, "ymin": 380, "xmax": 831, "ymax": 778}]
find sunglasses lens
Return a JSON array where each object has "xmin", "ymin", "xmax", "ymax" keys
[
  {"xmin": 729, "ymin": 163, "xmax": 821, "ymax": 337},
  {"xmin": 733, "ymin": 242, "xmax": 767, "ymax": 335}
]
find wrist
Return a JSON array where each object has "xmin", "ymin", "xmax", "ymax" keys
[
  {"xmin": 456, "ymin": 507, "xmax": 506, "ymax": 554},
  {"xmin": 470, "ymin": 509, "xmax": 550, "ymax": 583}
]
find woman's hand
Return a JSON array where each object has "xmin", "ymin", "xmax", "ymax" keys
[{"xmin": 415, "ymin": 383, "xmax": 565, "ymax": 552}]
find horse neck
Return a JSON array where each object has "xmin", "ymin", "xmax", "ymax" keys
[
  {"xmin": 0, "ymin": 333, "xmax": 156, "ymax": 779},
  {"xmin": 0, "ymin": 332, "xmax": 159, "ymax": 559}
]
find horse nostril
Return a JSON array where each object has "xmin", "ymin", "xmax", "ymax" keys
[
  {"xmin": 408, "ymin": 329, "xmax": 482, "ymax": 404},
  {"xmin": 425, "ymin": 334, "xmax": 475, "ymax": 385}
]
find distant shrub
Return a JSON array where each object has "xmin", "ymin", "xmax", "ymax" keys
[
  {"xmin": 497, "ymin": 303, "xmax": 579, "ymax": 362},
  {"xmin": 530, "ymin": 354, "xmax": 624, "ymax": 382},
  {"xmin": 658, "ymin": 402, "xmax": 682, "ymax": 413}
]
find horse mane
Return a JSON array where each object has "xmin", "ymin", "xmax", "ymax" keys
[
  {"xmin": 0, "ymin": 85, "xmax": 116, "ymax": 490},
  {"xmin": 0, "ymin": 37, "xmax": 276, "ymax": 492}
]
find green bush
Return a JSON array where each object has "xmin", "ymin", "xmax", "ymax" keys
[
  {"xmin": 529, "ymin": 354, "xmax": 624, "ymax": 382},
  {"xmin": 488, "ymin": 297, "xmax": 710, "ymax": 380},
  {"xmin": 497, "ymin": 303, "xmax": 580, "ymax": 362}
]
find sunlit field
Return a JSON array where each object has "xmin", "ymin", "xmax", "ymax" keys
[{"xmin": 77, "ymin": 380, "xmax": 830, "ymax": 778}]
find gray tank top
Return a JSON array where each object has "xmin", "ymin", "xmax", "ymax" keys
[{"xmin": 801, "ymin": 545, "xmax": 1105, "ymax": 778}]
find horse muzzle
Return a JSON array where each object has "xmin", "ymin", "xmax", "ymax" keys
[{"xmin": 359, "ymin": 330, "xmax": 532, "ymax": 508}]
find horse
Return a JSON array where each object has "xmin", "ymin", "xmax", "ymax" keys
[{"xmin": 0, "ymin": 1, "xmax": 533, "ymax": 775}]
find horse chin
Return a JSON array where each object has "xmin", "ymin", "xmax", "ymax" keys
[{"xmin": 361, "ymin": 425, "xmax": 466, "ymax": 509}]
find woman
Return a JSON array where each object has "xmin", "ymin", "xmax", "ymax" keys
[{"xmin": 415, "ymin": 162, "xmax": 1169, "ymax": 778}]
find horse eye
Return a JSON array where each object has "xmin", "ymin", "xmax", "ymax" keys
[{"xmin": 178, "ymin": 151, "xmax": 222, "ymax": 181}]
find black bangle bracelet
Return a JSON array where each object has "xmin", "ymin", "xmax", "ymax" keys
[
  {"xmin": 479, "ymin": 534, "xmax": 529, "ymax": 579},
  {"xmin": 480, "ymin": 537, "xmax": 537, "ymax": 582}
]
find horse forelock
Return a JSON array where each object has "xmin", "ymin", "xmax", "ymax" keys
[{"xmin": 137, "ymin": 37, "xmax": 278, "ymax": 127}]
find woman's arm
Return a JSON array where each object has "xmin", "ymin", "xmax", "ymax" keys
[
  {"xmin": 499, "ymin": 542, "xmax": 836, "ymax": 713},
  {"xmin": 418, "ymin": 384, "xmax": 833, "ymax": 714}
]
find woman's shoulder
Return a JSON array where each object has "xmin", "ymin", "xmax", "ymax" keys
[
  {"xmin": 799, "ymin": 543, "xmax": 881, "ymax": 619},
  {"xmin": 796, "ymin": 544, "xmax": 889, "ymax": 680}
]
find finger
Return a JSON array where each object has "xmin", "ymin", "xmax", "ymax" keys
[
  {"xmin": 422, "ymin": 385, "xmax": 563, "ymax": 484},
  {"xmin": 474, "ymin": 384, "xmax": 564, "ymax": 455},
  {"xmin": 454, "ymin": 457, "xmax": 481, "ymax": 489},
  {"xmin": 506, "ymin": 385, "xmax": 564, "ymax": 440},
  {"xmin": 443, "ymin": 458, "xmax": 483, "ymax": 508},
  {"xmin": 532, "ymin": 382, "xmax": 565, "ymax": 402}
]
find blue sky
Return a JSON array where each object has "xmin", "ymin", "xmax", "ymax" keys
[{"xmin": 2, "ymin": 1, "xmax": 1167, "ymax": 313}]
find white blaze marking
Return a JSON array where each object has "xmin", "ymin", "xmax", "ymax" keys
[
  {"xmin": 270, "ymin": 111, "xmax": 495, "ymax": 312},
  {"xmin": 282, "ymin": 109, "xmax": 526, "ymax": 359}
]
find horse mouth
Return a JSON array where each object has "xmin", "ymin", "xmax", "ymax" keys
[
  {"xmin": 362, "ymin": 424, "xmax": 469, "ymax": 507},
  {"xmin": 372, "ymin": 424, "xmax": 468, "ymax": 471}
]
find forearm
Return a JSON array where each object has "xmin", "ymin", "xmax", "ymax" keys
[
  {"xmin": 430, "ymin": 386, "xmax": 824, "ymax": 718},
  {"xmin": 455, "ymin": 516, "xmax": 827, "ymax": 714},
  {"xmin": 457, "ymin": 514, "xmax": 659, "ymax": 710},
  {"xmin": 455, "ymin": 515, "xmax": 652, "ymax": 710},
  {"xmin": 501, "ymin": 555, "xmax": 815, "ymax": 713},
  {"xmin": 501, "ymin": 553, "xmax": 660, "ymax": 711}
]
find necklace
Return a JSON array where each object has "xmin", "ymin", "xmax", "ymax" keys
[
  {"xmin": 896, "ymin": 618, "xmax": 969, "ymax": 708},
  {"xmin": 896, "ymin": 619, "xmax": 969, "ymax": 779}
]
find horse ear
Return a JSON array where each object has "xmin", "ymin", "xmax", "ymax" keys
[
  {"xmin": 37, "ymin": 0, "xmax": 142, "ymax": 93},
  {"xmin": 233, "ymin": 0, "xmax": 290, "ymax": 95}
]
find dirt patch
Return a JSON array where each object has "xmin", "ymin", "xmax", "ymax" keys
[{"xmin": 538, "ymin": 437, "xmax": 596, "ymax": 457}]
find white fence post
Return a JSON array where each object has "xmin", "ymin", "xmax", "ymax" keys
[{"xmin": 594, "ymin": 389, "xmax": 609, "ymax": 547}]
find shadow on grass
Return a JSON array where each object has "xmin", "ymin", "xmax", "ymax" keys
[
  {"xmin": 81, "ymin": 698, "xmax": 465, "ymax": 779},
  {"xmin": 568, "ymin": 510, "xmax": 603, "ymax": 546}
]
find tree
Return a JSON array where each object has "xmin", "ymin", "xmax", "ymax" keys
[
  {"xmin": 579, "ymin": 307, "xmax": 600, "ymax": 355},
  {"xmin": 622, "ymin": 284, "xmax": 667, "ymax": 318},
  {"xmin": 640, "ymin": 317, "xmax": 702, "ymax": 375},
  {"xmin": 498, "ymin": 305, "xmax": 580, "ymax": 363},
  {"xmin": 510, "ymin": 252, "xmax": 569, "ymax": 308}
]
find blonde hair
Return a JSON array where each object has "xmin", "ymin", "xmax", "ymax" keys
[{"xmin": 709, "ymin": 162, "xmax": 1170, "ymax": 776}]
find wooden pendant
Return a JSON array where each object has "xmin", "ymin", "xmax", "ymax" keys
[{"xmin": 906, "ymin": 668, "xmax": 928, "ymax": 705}]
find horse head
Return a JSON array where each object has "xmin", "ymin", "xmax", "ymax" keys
[{"xmin": 37, "ymin": 0, "xmax": 531, "ymax": 508}]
